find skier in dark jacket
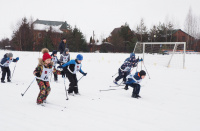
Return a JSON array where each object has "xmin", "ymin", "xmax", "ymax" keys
[
  {"xmin": 58, "ymin": 38, "xmax": 67, "ymax": 54},
  {"xmin": 124, "ymin": 70, "xmax": 146, "ymax": 98},
  {"xmin": 1, "ymin": 53, "xmax": 19, "ymax": 83},
  {"xmin": 113, "ymin": 53, "xmax": 143, "ymax": 85},
  {"xmin": 58, "ymin": 54, "xmax": 87, "ymax": 96},
  {"xmin": 51, "ymin": 50, "xmax": 60, "ymax": 81}
]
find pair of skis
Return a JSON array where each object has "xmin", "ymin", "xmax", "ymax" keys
[{"xmin": 99, "ymin": 84, "xmax": 125, "ymax": 92}]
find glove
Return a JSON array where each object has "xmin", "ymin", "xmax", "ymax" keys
[
  {"xmin": 82, "ymin": 72, "xmax": 87, "ymax": 76},
  {"xmin": 33, "ymin": 71, "xmax": 40, "ymax": 77},
  {"xmin": 139, "ymin": 58, "xmax": 143, "ymax": 62},
  {"xmin": 16, "ymin": 57, "xmax": 19, "ymax": 61},
  {"xmin": 57, "ymin": 65, "xmax": 63, "ymax": 68},
  {"xmin": 136, "ymin": 58, "xmax": 139, "ymax": 62},
  {"xmin": 61, "ymin": 71, "xmax": 65, "ymax": 76},
  {"xmin": 7, "ymin": 57, "xmax": 10, "ymax": 60}
]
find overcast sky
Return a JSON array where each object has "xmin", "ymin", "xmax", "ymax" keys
[{"xmin": 0, "ymin": 0, "xmax": 199, "ymax": 42}]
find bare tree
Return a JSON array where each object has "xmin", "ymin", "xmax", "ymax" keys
[
  {"xmin": 136, "ymin": 18, "xmax": 147, "ymax": 42},
  {"xmin": 184, "ymin": 7, "xmax": 194, "ymax": 49}
]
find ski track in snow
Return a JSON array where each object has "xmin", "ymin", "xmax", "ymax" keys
[{"xmin": 0, "ymin": 50, "xmax": 200, "ymax": 131}]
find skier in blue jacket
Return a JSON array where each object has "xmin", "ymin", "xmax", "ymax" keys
[
  {"xmin": 124, "ymin": 70, "xmax": 146, "ymax": 98},
  {"xmin": 58, "ymin": 54, "xmax": 87, "ymax": 95},
  {"xmin": 113, "ymin": 53, "xmax": 143, "ymax": 85},
  {"xmin": 1, "ymin": 53, "xmax": 19, "ymax": 83}
]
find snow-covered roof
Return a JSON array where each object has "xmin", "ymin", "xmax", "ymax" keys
[
  {"xmin": 33, "ymin": 19, "xmax": 70, "ymax": 33},
  {"xmin": 33, "ymin": 23, "xmax": 63, "ymax": 33}
]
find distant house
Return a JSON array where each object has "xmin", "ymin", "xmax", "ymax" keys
[
  {"xmin": 106, "ymin": 26, "xmax": 125, "ymax": 43},
  {"xmin": 195, "ymin": 39, "xmax": 200, "ymax": 52},
  {"xmin": 32, "ymin": 19, "xmax": 70, "ymax": 50},
  {"xmin": 100, "ymin": 42, "xmax": 114, "ymax": 53},
  {"xmin": 171, "ymin": 29, "xmax": 196, "ymax": 50}
]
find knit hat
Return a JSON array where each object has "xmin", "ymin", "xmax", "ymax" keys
[
  {"xmin": 7, "ymin": 53, "xmax": 13, "ymax": 58},
  {"xmin": 130, "ymin": 53, "xmax": 135, "ymax": 57},
  {"xmin": 76, "ymin": 54, "xmax": 83, "ymax": 60},
  {"xmin": 62, "ymin": 37, "xmax": 66, "ymax": 40},
  {"xmin": 65, "ymin": 48, "xmax": 69, "ymax": 52},
  {"xmin": 139, "ymin": 70, "xmax": 146, "ymax": 76},
  {"xmin": 52, "ymin": 50, "xmax": 57, "ymax": 56},
  {"xmin": 42, "ymin": 48, "xmax": 51, "ymax": 61}
]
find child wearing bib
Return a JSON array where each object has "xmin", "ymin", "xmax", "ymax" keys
[
  {"xmin": 33, "ymin": 48, "xmax": 58, "ymax": 105},
  {"xmin": 60, "ymin": 48, "xmax": 70, "ymax": 78},
  {"xmin": 1, "ymin": 53, "xmax": 19, "ymax": 83},
  {"xmin": 58, "ymin": 54, "xmax": 87, "ymax": 96}
]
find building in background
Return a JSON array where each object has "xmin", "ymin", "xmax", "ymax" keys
[{"xmin": 32, "ymin": 19, "xmax": 70, "ymax": 51}]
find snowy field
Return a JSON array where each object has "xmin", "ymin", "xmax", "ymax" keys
[{"xmin": 0, "ymin": 50, "xmax": 200, "ymax": 131}]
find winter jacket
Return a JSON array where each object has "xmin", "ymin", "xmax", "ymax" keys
[
  {"xmin": 61, "ymin": 59, "xmax": 85, "ymax": 75},
  {"xmin": 126, "ymin": 72, "xmax": 142, "ymax": 85},
  {"xmin": 51, "ymin": 55, "xmax": 60, "ymax": 67},
  {"xmin": 120, "ymin": 56, "xmax": 138, "ymax": 72},
  {"xmin": 1, "ymin": 54, "xmax": 17, "ymax": 67},
  {"xmin": 59, "ymin": 41, "xmax": 67, "ymax": 54},
  {"xmin": 60, "ymin": 53, "xmax": 70, "ymax": 64},
  {"xmin": 33, "ymin": 58, "xmax": 54, "ymax": 78}
]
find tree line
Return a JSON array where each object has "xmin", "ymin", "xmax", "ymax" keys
[
  {"xmin": 0, "ymin": 17, "xmax": 88, "ymax": 52},
  {"xmin": 0, "ymin": 7, "xmax": 200, "ymax": 53}
]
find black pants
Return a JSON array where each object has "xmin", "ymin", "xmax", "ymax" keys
[
  {"xmin": 1, "ymin": 67, "xmax": 11, "ymax": 81},
  {"xmin": 54, "ymin": 74, "xmax": 58, "ymax": 80},
  {"xmin": 62, "ymin": 66, "xmax": 68, "ymax": 78},
  {"xmin": 115, "ymin": 69, "xmax": 129, "ymax": 82},
  {"xmin": 66, "ymin": 70, "xmax": 78, "ymax": 94},
  {"xmin": 129, "ymin": 83, "xmax": 141, "ymax": 95}
]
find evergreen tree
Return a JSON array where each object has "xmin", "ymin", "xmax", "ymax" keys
[{"xmin": 11, "ymin": 17, "xmax": 34, "ymax": 51}]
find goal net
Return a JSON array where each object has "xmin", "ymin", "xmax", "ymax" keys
[{"xmin": 133, "ymin": 42, "xmax": 186, "ymax": 68}]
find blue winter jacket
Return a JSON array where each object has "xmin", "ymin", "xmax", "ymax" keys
[
  {"xmin": 61, "ymin": 59, "xmax": 85, "ymax": 74},
  {"xmin": 0, "ymin": 54, "xmax": 17, "ymax": 67},
  {"xmin": 0, "ymin": 54, "xmax": 8, "ymax": 65},
  {"xmin": 120, "ymin": 56, "xmax": 138, "ymax": 72},
  {"xmin": 126, "ymin": 72, "xmax": 142, "ymax": 85}
]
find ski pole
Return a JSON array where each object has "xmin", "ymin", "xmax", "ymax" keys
[
  {"xmin": 11, "ymin": 63, "xmax": 17, "ymax": 80},
  {"xmin": 136, "ymin": 56, "xmax": 139, "ymax": 72},
  {"xmin": 50, "ymin": 72, "xmax": 53, "ymax": 82},
  {"xmin": 50, "ymin": 67, "xmax": 56, "ymax": 82},
  {"xmin": 78, "ymin": 75, "xmax": 84, "ymax": 82},
  {"xmin": 142, "ymin": 61, "xmax": 151, "ymax": 79},
  {"xmin": 112, "ymin": 72, "xmax": 118, "ymax": 77},
  {"xmin": 99, "ymin": 88, "xmax": 124, "ymax": 92},
  {"xmin": 63, "ymin": 77, "xmax": 69, "ymax": 100},
  {"xmin": 21, "ymin": 77, "xmax": 36, "ymax": 96}
]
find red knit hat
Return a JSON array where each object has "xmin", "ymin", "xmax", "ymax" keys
[
  {"xmin": 43, "ymin": 53, "xmax": 51, "ymax": 61},
  {"xmin": 41, "ymin": 48, "xmax": 51, "ymax": 61}
]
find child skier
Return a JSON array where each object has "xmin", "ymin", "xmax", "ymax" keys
[
  {"xmin": 1, "ymin": 53, "xmax": 19, "ymax": 83},
  {"xmin": 58, "ymin": 54, "xmax": 87, "ymax": 96},
  {"xmin": 60, "ymin": 48, "xmax": 70, "ymax": 77},
  {"xmin": 124, "ymin": 53, "xmax": 136, "ymax": 63},
  {"xmin": 51, "ymin": 50, "xmax": 60, "ymax": 81},
  {"xmin": 124, "ymin": 70, "xmax": 146, "ymax": 98},
  {"xmin": 33, "ymin": 48, "xmax": 58, "ymax": 105},
  {"xmin": 113, "ymin": 53, "xmax": 143, "ymax": 85}
]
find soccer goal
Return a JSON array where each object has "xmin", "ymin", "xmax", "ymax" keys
[{"xmin": 133, "ymin": 42, "xmax": 186, "ymax": 69}]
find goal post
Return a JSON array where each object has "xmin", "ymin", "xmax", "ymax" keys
[{"xmin": 133, "ymin": 42, "xmax": 186, "ymax": 69}]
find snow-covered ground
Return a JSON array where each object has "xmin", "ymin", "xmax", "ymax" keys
[{"xmin": 0, "ymin": 50, "xmax": 200, "ymax": 131}]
